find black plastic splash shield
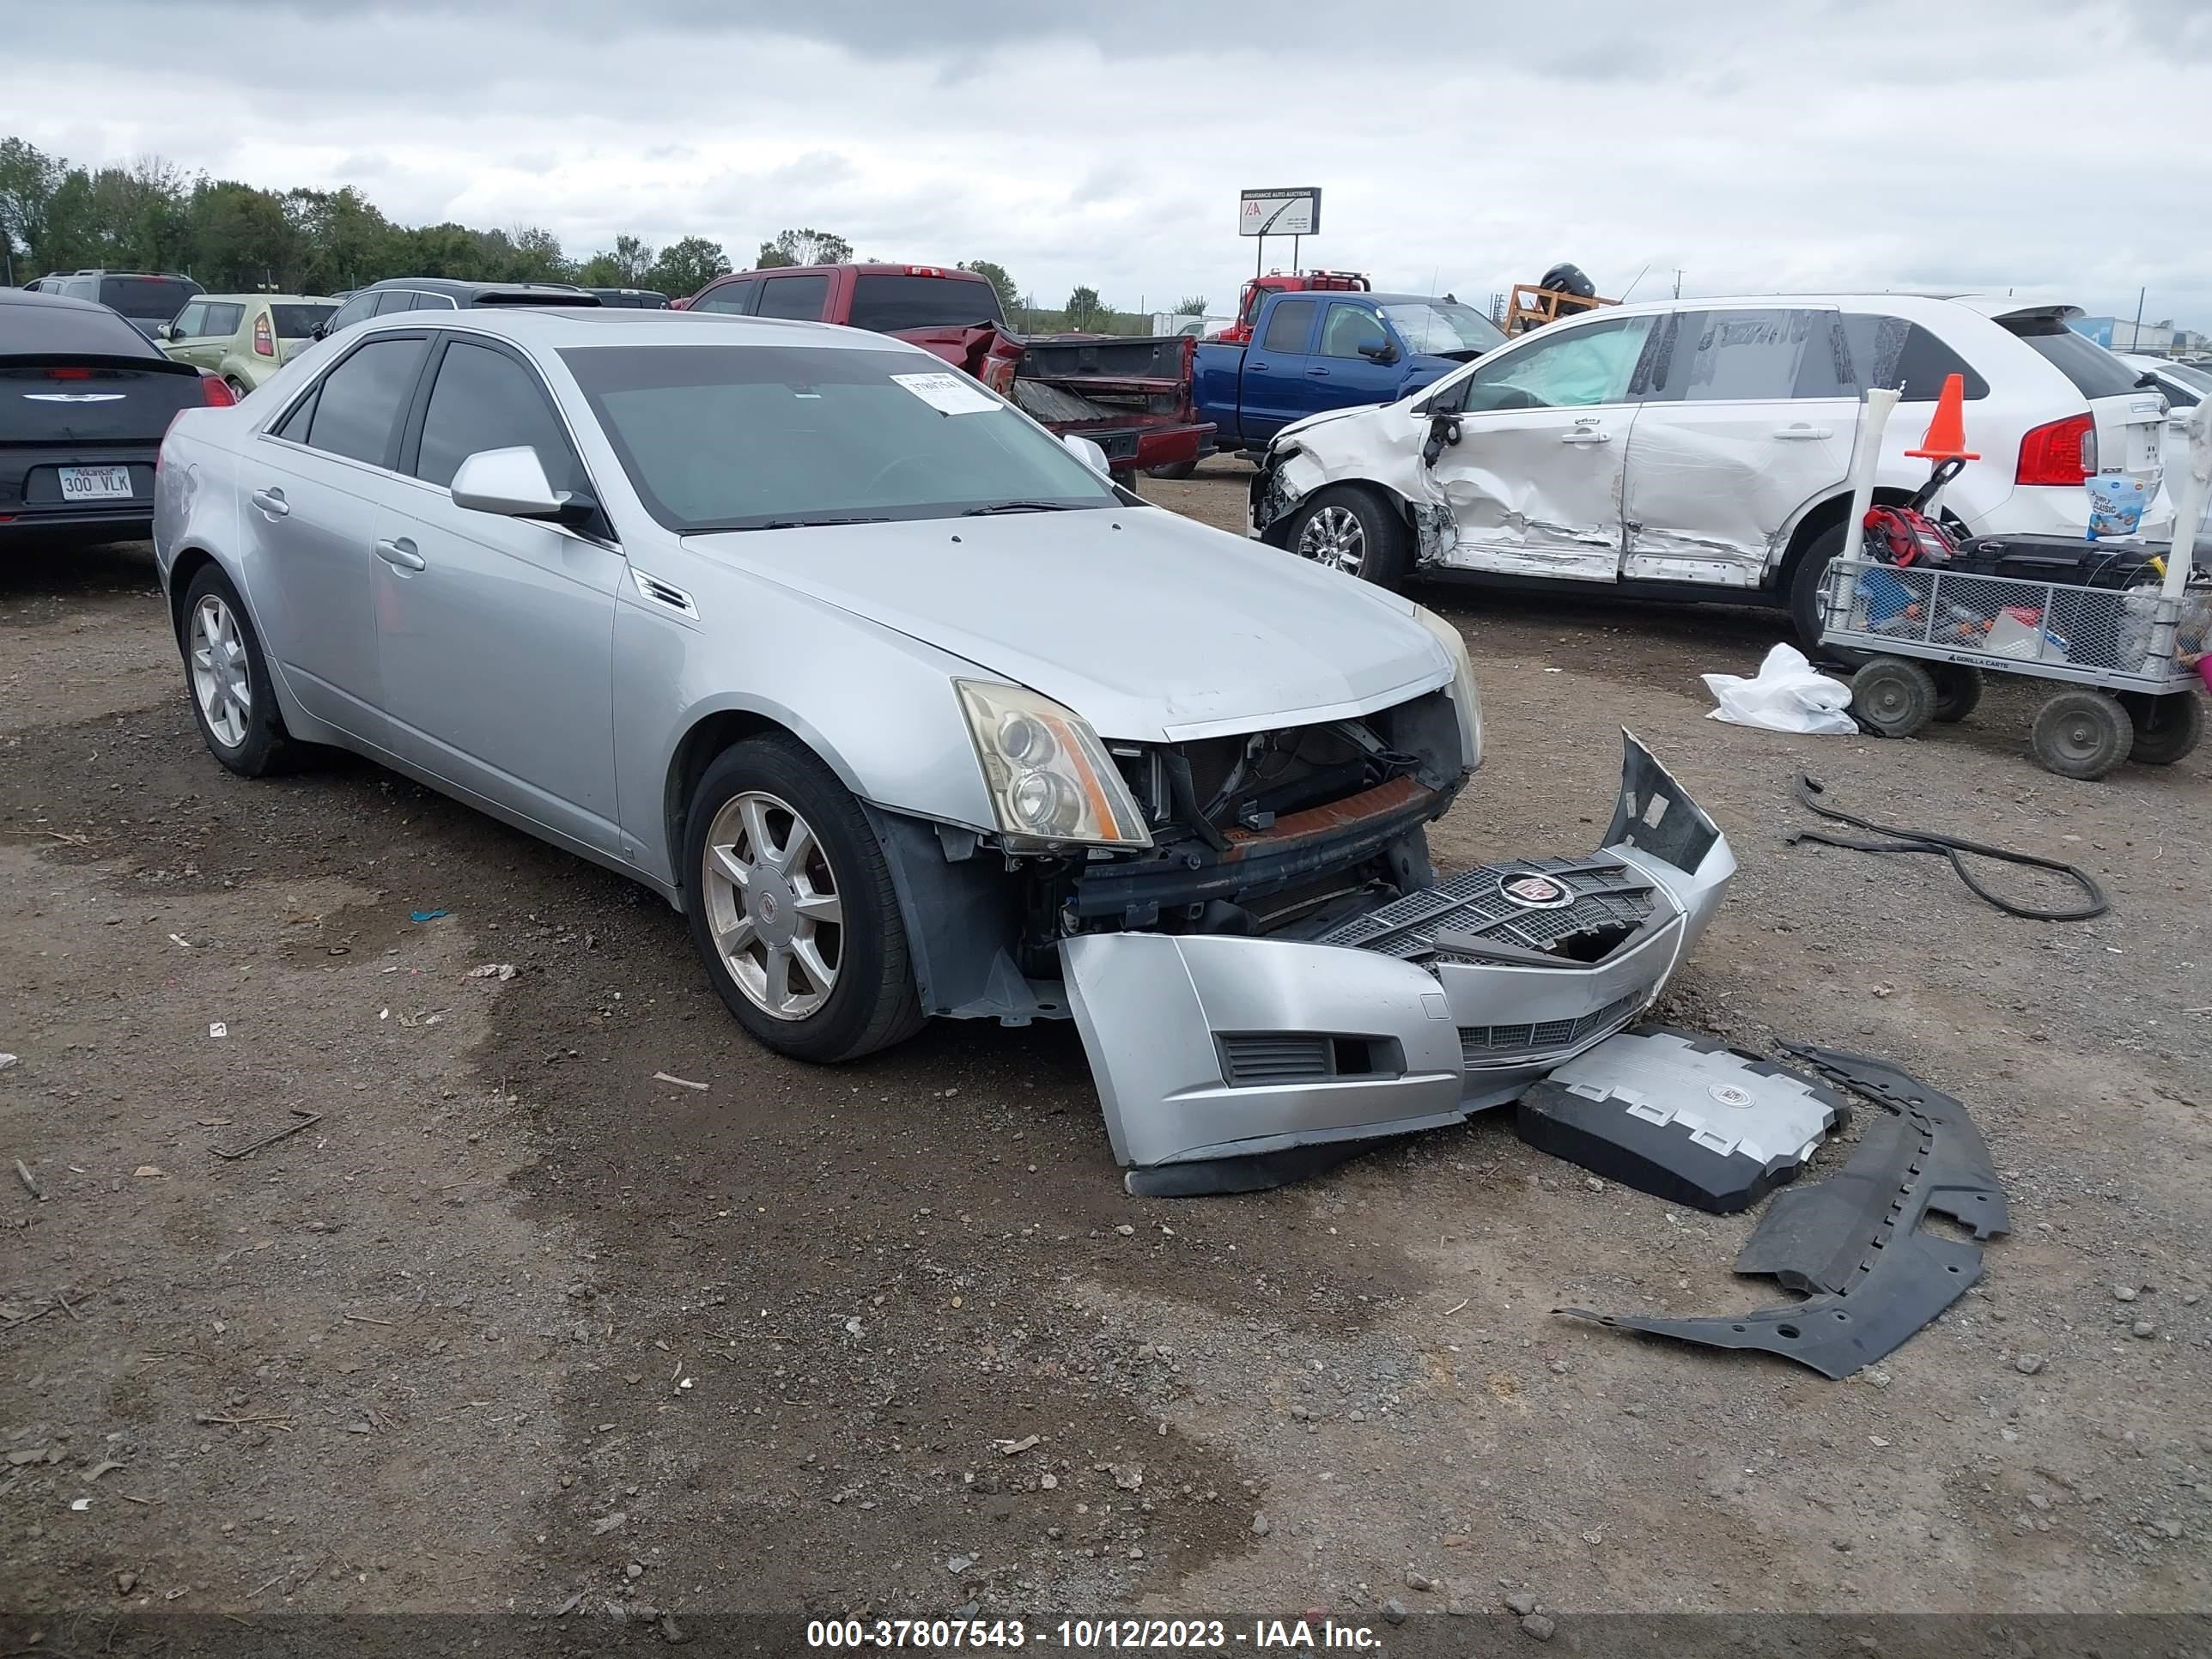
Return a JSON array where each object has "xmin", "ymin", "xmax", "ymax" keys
[{"xmin": 1556, "ymin": 1046, "xmax": 2008, "ymax": 1378}]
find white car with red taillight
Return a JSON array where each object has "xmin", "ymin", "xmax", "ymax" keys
[{"xmin": 1251, "ymin": 291, "xmax": 2172, "ymax": 642}]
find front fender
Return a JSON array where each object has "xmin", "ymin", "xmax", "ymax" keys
[{"xmin": 613, "ymin": 566, "xmax": 1004, "ymax": 890}]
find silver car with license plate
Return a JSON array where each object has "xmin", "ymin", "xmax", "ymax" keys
[{"xmin": 153, "ymin": 308, "xmax": 1734, "ymax": 1191}]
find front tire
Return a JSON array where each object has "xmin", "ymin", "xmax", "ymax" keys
[
  {"xmin": 1849, "ymin": 657, "xmax": 1936, "ymax": 738},
  {"xmin": 181, "ymin": 564, "xmax": 299, "ymax": 777},
  {"xmin": 683, "ymin": 736, "xmax": 924, "ymax": 1064},
  {"xmin": 1285, "ymin": 484, "xmax": 1411, "ymax": 588},
  {"xmin": 1146, "ymin": 459, "xmax": 1198, "ymax": 482}
]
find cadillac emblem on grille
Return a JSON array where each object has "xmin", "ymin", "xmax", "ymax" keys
[{"xmin": 1498, "ymin": 872, "xmax": 1573, "ymax": 909}]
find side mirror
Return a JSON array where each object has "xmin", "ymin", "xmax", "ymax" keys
[
  {"xmin": 450, "ymin": 447, "xmax": 596, "ymax": 528},
  {"xmin": 1356, "ymin": 335, "xmax": 1397, "ymax": 365},
  {"xmin": 160, "ymin": 323, "xmax": 179, "ymax": 341},
  {"xmin": 1063, "ymin": 433, "xmax": 1111, "ymax": 477}
]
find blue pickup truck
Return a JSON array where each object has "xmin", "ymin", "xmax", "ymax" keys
[{"xmin": 1180, "ymin": 289, "xmax": 1506, "ymax": 471}]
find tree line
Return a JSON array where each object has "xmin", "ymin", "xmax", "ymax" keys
[{"xmin": 0, "ymin": 135, "xmax": 1198, "ymax": 332}]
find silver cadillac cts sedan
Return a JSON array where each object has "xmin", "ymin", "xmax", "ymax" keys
[{"xmin": 155, "ymin": 308, "xmax": 1732, "ymax": 1193}]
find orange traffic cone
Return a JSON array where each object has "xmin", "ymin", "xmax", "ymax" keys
[{"xmin": 1904, "ymin": 372, "xmax": 1979, "ymax": 461}]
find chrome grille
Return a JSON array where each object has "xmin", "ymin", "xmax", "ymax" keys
[{"xmin": 1320, "ymin": 855, "xmax": 1657, "ymax": 963}]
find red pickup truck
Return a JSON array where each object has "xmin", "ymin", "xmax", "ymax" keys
[{"xmin": 678, "ymin": 264, "xmax": 1210, "ymax": 477}]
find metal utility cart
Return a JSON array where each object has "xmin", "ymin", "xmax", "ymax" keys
[{"xmin": 1817, "ymin": 556, "xmax": 2208, "ymax": 780}]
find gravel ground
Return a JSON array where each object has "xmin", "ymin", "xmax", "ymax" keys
[{"xmin": 3, "ymin": 479, "xmax": 2208, "ymax": 1638}]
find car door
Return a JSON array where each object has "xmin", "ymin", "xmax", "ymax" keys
[
  {"xmin": 1620, "ymin": 306, "xmax": 1858, "ymax": 586},
  {"xmin": 1240, "ymin": 298, "xmax": 1321, "ymax": 444},
  {"xmin": 191, "ymin": 301, "xmax": 246, "ymax": 371},
  {"xmin": 1304, "ymin": 301, "xmax": 1405, "ymax": 414},
  {"xmin": 246, "ymin": 331, "xmax": 433, "ymax": 738},
  {"xmin": 372, "ymin": 334, "xmax": 623, "ymax": 853},
  {"xmin": 161, "ymin": 301, "xmax": 211, "ymax": 363},
  {"xmin": 1420, "ymin": 312, "xmax": 1656, "ymax": 580}
]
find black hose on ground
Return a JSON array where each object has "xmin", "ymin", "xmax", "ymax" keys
[{"xmin": 1786, "ymin": 774, "xmax": 2109, "ymax": 922}]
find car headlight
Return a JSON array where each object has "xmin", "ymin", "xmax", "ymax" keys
[
  {"xmin": 1412, "ymin": 605, "xmax": 1482, "ymax": 773},
  {"xmin": 955, "ymin": 681, "xmax": 1153, "ymax": 848}
]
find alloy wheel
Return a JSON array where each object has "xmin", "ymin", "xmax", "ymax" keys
[
  {"xmin": 1297, "ymin": 504, "xmax": 1365, "ymax": 575},
  {"xmin": 188, "ymin": 593, "xmax": 251, "ymax": 750},
  {"xmin": 700, "ymin": 790, "xmax": 843, "ymax": 1020}
]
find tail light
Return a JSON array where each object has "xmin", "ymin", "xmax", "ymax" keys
[
  {"xmin": 201, "ymin": 374, "xmax": 237, "ymax": 406},
  {"xmin": 252, "ymin": 314, "xmax": 274, "ymax": 356},
  {"xmin": 2015, "ymin": 413, "xmax": 2094, "ymax": 485}
]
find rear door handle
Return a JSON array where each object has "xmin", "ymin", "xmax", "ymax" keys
[
  {"xmin": 1306, "ymin": 366, "xmax": 1331, "ymax": 378},
  {"xmin": 1772, "ymin": 424, "xmax": 1832, "ymax": 440},
  {"xmin": 250, "ymin": 487, "xmax": 289, "ymax": 518},
  {"xmin": 1559, "ymin": 428, "xmax": 1610, "ymax": 445},
  {"xmin": 374, "ymin": 536, "xmax": 425, "ymax": 572}
]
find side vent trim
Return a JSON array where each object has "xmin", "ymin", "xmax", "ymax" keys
[{"xmin": 630, "ymin": 568, "xmax": 698, "ymax": 618}]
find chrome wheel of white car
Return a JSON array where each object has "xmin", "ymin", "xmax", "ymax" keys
[
  {"xmin": 701, "ymin": 789, "xmax": 843, "ymax": 1020},
  {"xmin": 1297, "ymin": 503, "xmax": 1366, "ymax": 575},
  {"xmin": 189, "ymin": 592, "xmax": 252, "ymax": 750}
]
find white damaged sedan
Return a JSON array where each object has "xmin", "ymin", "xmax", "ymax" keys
[{"xmin": 154, "ymin": 307, "xmax": 1733, "ymax": 1191}]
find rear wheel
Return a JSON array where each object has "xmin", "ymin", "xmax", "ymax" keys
[
  {"xmin": 1929, "ymin": 663, "xmax": 1984, "ymax": 723},
  {"xmin": 1849, "ymin": 657, "xmax": 1936, "ymax": 738},
  {"xmin": 2119, "ymin": 690, "xmax": 2203, "ymax": 765},
  {"xmin": 223, "ymin": 376, "xmax": 251, "ymax": 402},
  {"xmin": 181, "ymin": 564, "xmax": 299, "ymax": 777},
  {"xmin": 2029, "ymin": 689, "xmax": 2132, "ymax": 781},
  {"xmin": 1285, "ymin": 485, "xmax": 1411, "ymax": 588},
  {"xmin": 683, "ymin": 736, "xmax": 924, "ymax": 1064},
  {"xmin": 1146, "ymin": 459, "xmax": 1198, "ymax": 482},
  {"xmin": 1786, "ymin": 522, "xmax": 1848, "ymax": 651}
]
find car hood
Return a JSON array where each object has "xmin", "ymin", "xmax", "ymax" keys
[
  {"xmin": 685, "ymin": 507, "xmax": 1449, "ymax": 742},
  {"xmin": 1273, "ymin": 401, "xmax": 1390, "ymax": 445}
]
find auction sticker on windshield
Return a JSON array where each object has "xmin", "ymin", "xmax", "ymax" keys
[{"xmin": 892, "ymin": 371, "xmax": 1000, "ymax": 416}]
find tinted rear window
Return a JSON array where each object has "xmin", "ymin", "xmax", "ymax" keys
[
  {"xmin": 99, "ymin": 276, "xmax": 200, "ymax": 321},
  {"xmin": 848, "ymin": 274, "xmax": 1005, "ymax": 332},
  {"xmin": 2000, "ymin": 317, "xmax": 2142, "ymax": 400},
  {"xmin": 0, "ymin": 299, "xmax": 161, "ymax": 358},
  {"xmin": 1839, "ymin": 314, "xmax": 1990, "ymax": 400},
  {"xmin": 271, "ymin": 305, "xmax": 336, "ymax": 337}
]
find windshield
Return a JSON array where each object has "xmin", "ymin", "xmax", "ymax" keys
[
  {"xmin": 562, "ymin": 343, "xmax": 1119, "ymax": 532},
  {"xmin": 100, "ymin": 276, "xmax": 199, "ymax": 322},
  {"xmin": 848, "ymin": 274, "xmax": 1005, "ymax": 333},
  {"xmin": 271, "ymin": 304, "xmax": 336, "ymax": 338},
  {"xmin": 1382, "ymin": 301, "xmax": 1506, "ymax": 357}
]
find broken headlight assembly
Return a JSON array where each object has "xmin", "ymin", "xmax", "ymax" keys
[
  {"xmin": 1412, "ymin": 605, "xmax": 1482, "ymax": 773},
  {"xmin": 955, "ymin": 680, "xmax": 1153, "ymax": 850}
]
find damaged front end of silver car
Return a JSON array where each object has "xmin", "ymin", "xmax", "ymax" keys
[{"xmin": 1061, "ymin": 733, "xmax": 1734, "ymax": 1195}]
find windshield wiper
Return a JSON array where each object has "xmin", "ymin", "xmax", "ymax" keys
[
  {"xmin": 709, "ymin": 514, "xmax": 894, "ymax": 532},
  {"xmin": 961, "ymin": 501, "xmax": 1080, "ymax": 516}
]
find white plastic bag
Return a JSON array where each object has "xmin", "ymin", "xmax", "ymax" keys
[{"xmin": 1701, "ymin": 642, "xmax": 1857, "ymax": 735}]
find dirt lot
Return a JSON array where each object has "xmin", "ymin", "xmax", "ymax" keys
[{"xmin": 3, "ymin": 468, "xmax": 2209, "ymax": 1644}]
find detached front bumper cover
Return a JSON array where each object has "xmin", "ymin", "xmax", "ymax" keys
[{"xmin": 1060, "ymin": 733, "xmax": 1735, "ymax": 1194}]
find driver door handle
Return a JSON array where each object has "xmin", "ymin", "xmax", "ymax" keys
[
  {"xmin": 1559, "ymin": 428, "xmax": 1611, "ymax": 444},
  {"xmin": 1773, "ymin": 423, "xmax": 1832, "ymax": 440},
  {"xmin": 1306, "ymin": 366, "xmax": 1331, "ymax": 377},
  {"xmin": 250, "ymin": 488, "xmax": 289, "ymax": 518},
  {"xmin": 374, "ymin": 536, "xmax": 426, "ymax": 572}
]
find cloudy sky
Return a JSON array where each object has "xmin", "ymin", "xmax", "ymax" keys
[{"xmin": 12, "ymin": 0, "xmax": 2211, "ymax": 326}]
